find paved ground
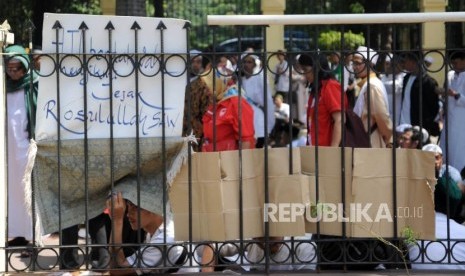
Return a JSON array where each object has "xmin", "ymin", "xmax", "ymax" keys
[{"xmin": 5, "ymin": 232, "xmax": 107, "ymax": 275}]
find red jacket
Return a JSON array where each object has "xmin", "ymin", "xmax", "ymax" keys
[
  {"xmin": 307, "ymin": 79, "xmax": 347, "ymax": 146},
  {"xmin": 202, "ymin": 96, "xmax": 255, "ymax": 151}
]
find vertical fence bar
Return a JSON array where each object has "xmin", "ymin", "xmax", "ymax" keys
[
  {"xmin": 287, "ymin": 32, "xmax": 295, "ymax": 175},
  {"xmin": 52, "ymin": 20, "xmax": 64, "ymax": 268},
  {"xmin": 390, "ymin": 23, "xmax": 399, "ymax": 266},
  {"xmin": 132, "ymin": 20, "xmax": 143, "ymax": 268},
  {"xmin": 27, "ymin": 19, "xmax": 37, "ymax": 271},
  {"xmin": 0, "ymin": 25, "xmax": 10, "ymax": 273},
  {"xmin": 79, "ymin": 21, "xmax": 90, "ymax": 270},
  {"xmin": 105, "ymin": 20, "xmax": 117, "ymax": 270},
  {"xmin": 233, "ymin": 25, "xmax": 243, "ymax": 267},
  {"xmin": 310, "ymin": 25, "xmax": 322, "ymax": 272},
  {"xmin": 339, "ymin": 25, "xmax": 348, "ymax": 270},
  {"xmin": 156, "ymin": 20, "xmax": 168, "ymax": 269},
  {"xmin": 183, "ymin": 20, "xmax": 194, "ymax": 268},
  {"xmin": 442, "ymin": 23, "xmax": 452, "ymax": 265}
]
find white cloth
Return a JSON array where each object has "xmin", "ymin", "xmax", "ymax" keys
[
  {"xmin": 275, "ymin": 60, "xmax": 290, "ymax": 93},
  {"xmin": 381, "ymin": 72, "xmax": 405, "ymax": 124},
  {"xmin": 291, "ymin": 73, "xmax": 308, "ymax": 124},
  {"xmin": 400, "ymin": 75, "xmax": 416, "ymax": 125},
  {"xmin": 439, "ymin": 164, "xmax": 462, "ymax": 184},
  {"xmin": 275, "ymin": 103, "xmax": 290, "ymax": 121},
  {"xmin": 290, "ymin": 135, "xmax": 308, "ymax": 147},
  {"xmin": 353, "ymin": 77, "xmax": 389, "ymax": 118},
  {"xmin": 342, "ymin": 62, "xmax": 353, "ymax": 92},
  {"xmin": 7, "ymin": 89, "xmax": 33, "ymax": 240},
  {"xmin": 408, "ymin": 212, "xmax": 465, "ymax": 270},
  {"xmin": 126, "ymin": 220, "xmax": 184, "ymax": 272},
  {"xmin": 440, "ymin": 70, "xmax": 465, "ymax": 172},
  {"xmin": 241, "ymin": 72, "xmax": 275, "ymax": 138}
]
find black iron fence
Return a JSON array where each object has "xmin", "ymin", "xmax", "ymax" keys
[{"xmin": 2, "ymin": 12, "xmax": 465, "ymax": 274}]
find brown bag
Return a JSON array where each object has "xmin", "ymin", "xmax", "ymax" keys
[{"xmin": 340, "ymin": 109, "xmax": 371, "ymax": 148}]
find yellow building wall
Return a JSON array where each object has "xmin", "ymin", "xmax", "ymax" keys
[
  {"xmin": 261, "ymin": 0, "xmax": 285, "ymax": 53},
  {"xmin": 100, "ymin": 0, "xmax": 116, "ymax": 15},
  {"xmin": 420, "ymin": 0, "xmax": 448, "ymax": 85},
  {"xmin": 262, "ymin": 0, "xmax": 286, "ymax": 94}
]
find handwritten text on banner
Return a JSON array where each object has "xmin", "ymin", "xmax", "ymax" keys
[{"xmin": 36, "ymin": 13, "xmax": 189, "ymax": 140}]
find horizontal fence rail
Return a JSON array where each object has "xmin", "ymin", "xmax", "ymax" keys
[{"xmin": 208, "ymin": 12, "xmax": 465, "ymax": 25}]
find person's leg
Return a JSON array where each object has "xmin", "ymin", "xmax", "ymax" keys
[
  {"xmin": 255, "ymin": 137, "xmax": 265, "ymax": 148},
  {"xmin": 89, "ymin": 213, "xmax": 111, "ymax": 268},
  {"xmin": 60, "ymin": 225, "xmax": 80, "ymax": 269},
  {"xmin": 122, "ymin": 211, "xmax": 145, "ymax": 257}
]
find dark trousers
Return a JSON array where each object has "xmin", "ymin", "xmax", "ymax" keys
[{"xmin": 59, "ymin": 212, "xmax": 145, "ymax": 269}]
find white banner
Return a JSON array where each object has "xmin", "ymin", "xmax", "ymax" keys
[{"xmin": 36, "ymin": 13, "xmax": 189, "ymax": 140}]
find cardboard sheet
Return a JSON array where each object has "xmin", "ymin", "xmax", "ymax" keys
[{"xmin": 170, "ymin": 147, "xmax": 436, "ymax": 241}]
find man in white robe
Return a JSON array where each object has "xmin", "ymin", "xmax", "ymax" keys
[{"xmin": 440, "ymin": 50, "xmax": 465, "ymax": 173}]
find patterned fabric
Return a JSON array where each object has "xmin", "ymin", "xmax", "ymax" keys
[
  {"xmin": 32, "ymin": 137, "xmax": 186, "ymax": 234},
  {"xmin": 183, "ymin": 78, "xmax": 213, "ymax": 151}
]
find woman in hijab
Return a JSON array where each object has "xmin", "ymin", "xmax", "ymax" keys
[
  {"xmin": 298, "ymin": 53, "xmax": 347, "ymax": 147},
  {"xmin": 201, "ymin": 71, "xmax": 255, "ymax": 152},
  {"xmin": 5, "ymin": 45, "xmax": 39, "ymax": 253}
]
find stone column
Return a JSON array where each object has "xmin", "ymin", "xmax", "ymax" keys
[
  {"xmin": 100, "ymin": 0, "xmax": 116, "ymax": 15},
  {"xmin": 420, "ymin": 0, "xmax": 448, "ymax": 84},
  {"xmin": 261, "ymin": 0, "xmax": 286, "ymax": 52},
  {"xmin": 262, "ymin": 0, "xmax": 286, "ymax": 94}
]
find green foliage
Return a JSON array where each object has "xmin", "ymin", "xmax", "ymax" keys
[
  {"xmin": 171, "ymin": 0, "xmax": 261, "ymax": 50},
  {"xmin": 318, "ymin": 30, "xmax": 365, "ymax": 50},
  {"xmin": 349, "ymin": 2, "xmax": 365, "ymax": 13},
  {"xmin": 401, "ymin": 226, "xmax": 418, "ymax": 245},
  {"xmin": 64, "ymin": 0, "xmax": 101, "ymax": 14},
  {"xmin": 146, "ymin": 0, "xmax": 155, "ymax": 16},
  {"xmin": 0, "ymin": 0, "xmax": 101, "ymax": 45},
  {"xmin": 392, "ymin": 0, "xmax": 419, "ymax": 12},
  {"xmin": 309, "ymin": 202, "xmax": 332, "ymax": 218}
]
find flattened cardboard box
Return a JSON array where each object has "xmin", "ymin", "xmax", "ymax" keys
[
  {"xmin": 350, "ymin": 148, "xmax": 435, "ymax": 240},
  {"xmin": 170, "ymin": 147, "xmax": 436, "ymax": 241},
  {"xmin": 301, "ymin": 146, "xmax": 353, "ymax": 236},
  {"xmin": 170, "ymin": 147, "xmax": 310, "ymax": 241}
]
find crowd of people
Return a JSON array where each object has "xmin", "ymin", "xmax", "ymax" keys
[
  {"xmin": 4, "ymin": 42, "xmax": 465, "ymax": 273},
  {"xmin": 182, "ymin": 45, "xmax": 465, "ymax": 272}
]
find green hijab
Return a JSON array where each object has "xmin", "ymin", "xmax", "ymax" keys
[{"xmin": 5, "ymin": 45, "xmax": 39, "ymax": 138}]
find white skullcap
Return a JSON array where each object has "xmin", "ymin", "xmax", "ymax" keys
[
  {"xmin": 190, "ymin": 49, "xmax": 202, "ymax": 55},
  {"xmin": 422, "ymin": 144, "xmax": 442, "ymax": 155},
  {"xmin": 355, "ymin": 46, "xmax": 378, "ymax": 65},
  {"xmin": 413, "ymin": 126, "xmax": 429, "ymax": 143},
  {"xmin": 241, "ymin": 52, "xmax": 259, "ymax": 61},
  {"xmin": 385, "ymin": 53, "xmax": 393, "ymax": 62},
  {"xmin": 396, "ymin": 124, "xmax": 412, "ymax": 133},
  {"xmin": 424, "ymin": 56, "xmax": 434, "ymax": 64}
]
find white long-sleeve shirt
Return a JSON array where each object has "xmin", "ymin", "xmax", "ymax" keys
[{"xmin": 241, "ymin": 72, "xmax": 275, "ymax": 138}]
